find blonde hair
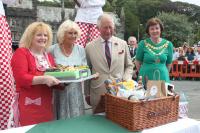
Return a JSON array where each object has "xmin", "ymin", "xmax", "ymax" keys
[
  {"xmin": 57, "ymin": 20, "xmax": 81, "ymax": 45},
  {"xmin": 19, "ymin": 22, "xmax": 53, "ymax": 49}
]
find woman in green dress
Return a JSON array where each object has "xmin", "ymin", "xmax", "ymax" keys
[{"xmin": 135, "ymin": 18, "xmax": 173, "ymax": 85}]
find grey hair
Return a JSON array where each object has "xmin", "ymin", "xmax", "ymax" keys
[
  {"xmin": 128, "ymin": 36, "xmax": 137, "ymax": 42},
  {"xmin": 97, "ymin": 13, "xmax": 115, "ymax": 28}
]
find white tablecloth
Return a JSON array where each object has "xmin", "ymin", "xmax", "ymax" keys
[{"xmin": 143, "ymin": 118, "xmax": 200, "ymax": 133}]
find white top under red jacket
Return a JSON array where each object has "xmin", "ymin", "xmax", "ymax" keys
[
  {"xmin": 0, "ymin": 0, "xmax": 16, "ymax": 15},
  {"xmin": 75, "ymin": 0, "xmax": 105, "ymax": 24}
]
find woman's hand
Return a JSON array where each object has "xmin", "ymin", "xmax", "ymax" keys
[
  {"xmin": 43, "ymin": 75, "xmax": 60, "ymax": 87},
  {"xmin": 135, "ymin": 60, "xmax": 141, "ymax": 72},
  {"xmin": 32, "ymin": 75, "xmax": 59, "ymax": 86}
]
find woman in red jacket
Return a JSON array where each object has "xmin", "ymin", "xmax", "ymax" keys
[{"xmin": 11, "ymin": 22, "xmax": 60, "ymax": 126}]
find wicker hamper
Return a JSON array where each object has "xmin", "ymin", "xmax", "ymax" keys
[{"xmin": 105, "ymin": 93, "xmax": 179, "ymax": 131}]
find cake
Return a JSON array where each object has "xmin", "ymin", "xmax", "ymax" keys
[{"xmin": 44, "ymin": 65, "xmax": 91, "ymax": 80}]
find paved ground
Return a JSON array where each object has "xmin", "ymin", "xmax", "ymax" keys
[
  {"xmin": 84, "ymin": 80, "xmax": 200, "ymax": 120},
  {"xmin": 171, "ymin": 80, "xmax": 200, "ymax": 120}
]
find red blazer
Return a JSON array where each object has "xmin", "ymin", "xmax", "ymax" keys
[{"xmin": 11, "ymin": 48, "xmax": 55, "ymax": 126}]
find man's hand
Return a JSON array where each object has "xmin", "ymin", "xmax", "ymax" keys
[{"xmin": 92, "ymin": 72, "xmax": 99, "ymax": 80}]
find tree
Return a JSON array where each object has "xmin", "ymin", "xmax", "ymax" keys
[
  {"xmin": 160, "ymin": 2, "xmax": 200, "ymax": 24},
  {"xmin": 103, "ymin": 1, "xmax": 115, "ymax": 12},
  {"xmin": 136, "ymin": 0, "xmax": 170, "ymax": 24},
  {"xmin": 124, "ymin": 10, "xmax": 140, "ymax": 40},
  {"xmin": 157, "ymin": 12, "xmax": 194, "ymax": 47},
  {"xmin": 193, "ymin": 23, "xmax": 200, "ymax": 43},
  {"xmin": 122, "ymin": 0, "xmax": 140, "ymax": 40}
]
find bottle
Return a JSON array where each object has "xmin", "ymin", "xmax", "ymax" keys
[
  {"xmin": 179, "ymin": 92, "xmax": 188, "ymax": 103},
  {"xmin": 137, "ymin": 76, "xmax": 143, "ymax": 89},
  {"xmin": 179, "ymin": 92, "xmax": 188, "ymax": 118}
]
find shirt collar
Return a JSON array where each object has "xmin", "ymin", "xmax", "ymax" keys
[{"xmin": 100, "ymin": 36, "xmax": 112, "ymax": 43}]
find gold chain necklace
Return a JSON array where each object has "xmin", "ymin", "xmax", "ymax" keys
[{"xmin": 144, "ymin": 40, "xmax": 169, "ymax": 56}]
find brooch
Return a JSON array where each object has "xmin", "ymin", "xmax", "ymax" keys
[{"xmin": 114, "ymin": 43, "xmax": 118, "ymax": 46}]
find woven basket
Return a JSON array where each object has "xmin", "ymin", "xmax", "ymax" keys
[{"xmin": 105, "ymin": 93, "xmax": 179, "ymax": 131}]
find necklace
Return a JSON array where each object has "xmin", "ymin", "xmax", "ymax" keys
[
  {"xmin": 144, "ymin": 40, "xmax": 169, "ymax": 56},
  {"xmin": 62, "ymin": 44, "xmax": 73, "ymax": 57}
]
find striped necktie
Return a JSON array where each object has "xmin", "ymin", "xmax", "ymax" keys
[{"xmin": 105, "ymin": 40, "xmax": 111, "ymax": 68}]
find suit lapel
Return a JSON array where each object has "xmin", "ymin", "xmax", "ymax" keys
[{"xmin": 110, "ymin": 37, "xmax": 118, "ymax": 71}]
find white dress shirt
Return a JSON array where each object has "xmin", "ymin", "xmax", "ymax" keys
[{"xmin": 100, "ymin": 37, "xmax": 112, "ymax": 56}]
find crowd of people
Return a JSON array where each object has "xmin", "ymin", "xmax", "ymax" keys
[
  {"xmin": 0, "ymin": 0, "xmax": 199, "ymax": 131},
  {"xmin": 173, "ymin": 44, "xmax": 200, "ymax": 62}
]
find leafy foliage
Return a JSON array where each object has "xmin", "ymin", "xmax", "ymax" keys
[
  {"xmin": 103, "ymin": 1, "xmax": 115, "ymax": 12},
  {"xmin": 37, "ymin": 0, "xmax": 200, "ymax": 45},
  {"xmin": 157, "ymin": 12, "xmax": 193, "ymax": 47},
  {"xmin": 160, "ymin": 2, "xmax": 200, "ymax": 24},
  {"xmin": 107, "ymin": 0, "xmax": 199, "ymax": 45}
]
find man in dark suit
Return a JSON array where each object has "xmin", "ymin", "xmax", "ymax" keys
[
  {"xmin": 127, "ymin": 36, "xmax": 138, "ymax": 80},
  {"xmin": 128, "ymin": 36, "xmax": 138, "ymax": 59}
]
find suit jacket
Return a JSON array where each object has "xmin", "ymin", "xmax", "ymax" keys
[
  {"xmin": 128, "ymin": 45, "xmax": 137, "ymax": 58},
  {"xmin": 85, "ymin": 36, "xmax": 133, "ymax": 107}
]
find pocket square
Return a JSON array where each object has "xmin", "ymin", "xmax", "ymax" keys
[{"xmin": 118, "ymin": 50, "xmax": 124, "ymax": 54}]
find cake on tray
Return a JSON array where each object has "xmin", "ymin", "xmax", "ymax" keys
[{"xmin": 44, "ymin": 65, "xmax": 91, "ymax": 80}]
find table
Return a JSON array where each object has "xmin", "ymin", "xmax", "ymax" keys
[{"xmin": 1, "ymin": 115, "xmax": 200, "ymax": 133}]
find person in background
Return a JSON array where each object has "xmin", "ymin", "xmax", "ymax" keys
[
  {"xmin": 0, "ymin": 0, "xmax": 21, "ymax": 130},
  {"xmin": 11, "ymin": 22, "xmax": 60, "ymax": 126},
  {"xmin": 185, "ymin": 47, "xmax": 195, "ymax": 62},
  {"xmin": 183, "ymin": 43, "xmax": 188, "ymax": 54},
  {"xmin": 127, "ymin": 36, "xmax": 138, "ymax": 59},
  {"xmin": 127, "ymin": 36, "xmax": 138, "ymax": 80},
  {"xmin": 74, "ymin": 0, "xmax": 105, "ymax": 47},
  {"xmin": 177, "ymin": 47, "xmax": 186, "ymax": 61},
  {"xmin": 85, "ymin": 13, "xmax": 133, "ymax": 113},
  {"xmin": 135, "ymin": 17, "xmax": 173, "ymax": 84},
  {"xmin": 49, "ymin": 20, "xmax": 86, "ymax": 119},
  {"xmin": 195, "ymin": 45, "xmax": 200, "ymax": 61},
  {"xmin": 173, "ymin": 47, "xmax": 179, "ymax": 61},
  {"xmin": 195, "ymin": 45, "xmax": 200, "ymax": 74}
]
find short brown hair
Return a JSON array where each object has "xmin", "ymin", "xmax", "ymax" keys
[{"xmin": 146, "ymin": 17, "xmax": 164, "ymax": 35}]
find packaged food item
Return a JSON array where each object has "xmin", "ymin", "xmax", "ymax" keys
[{"xmin": 44, "ymin": 65, "xmax": 91, "ymax": 79}]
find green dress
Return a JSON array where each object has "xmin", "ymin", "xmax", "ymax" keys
[{"xmin": 136, "ymin": 38, "xmax": 173, "ymax": 84}]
